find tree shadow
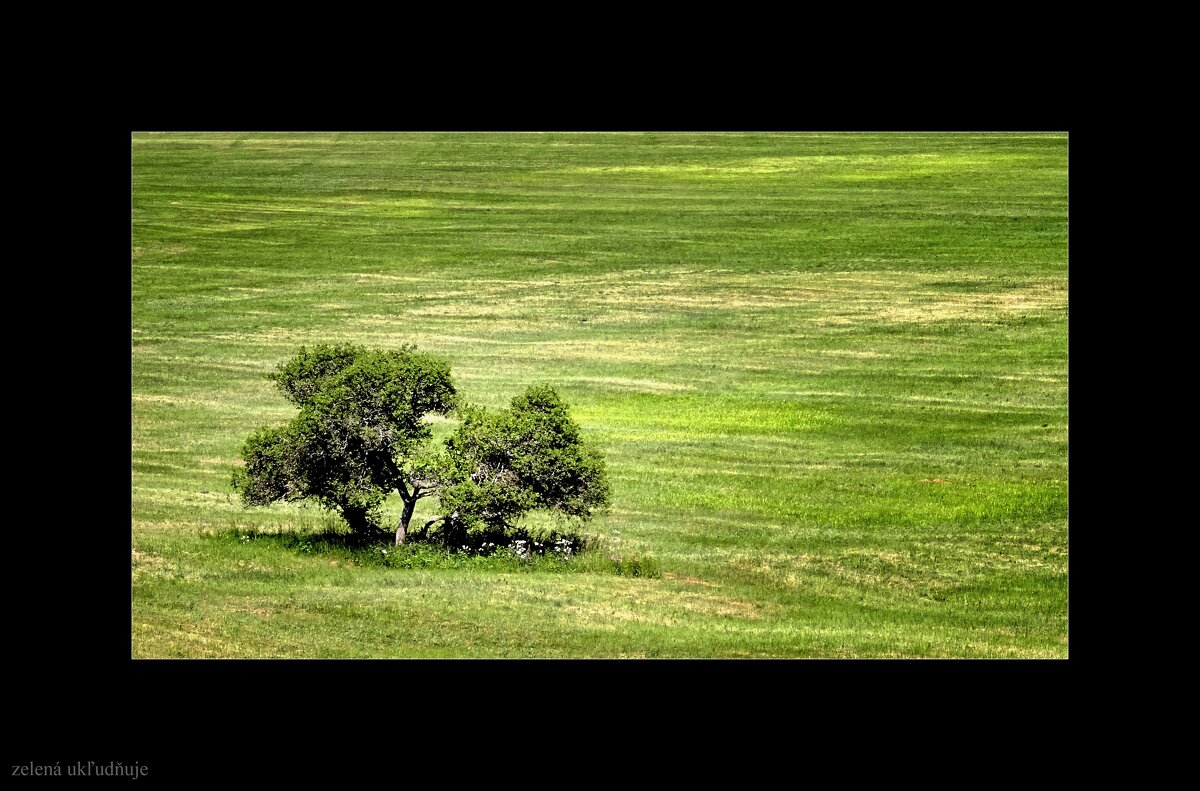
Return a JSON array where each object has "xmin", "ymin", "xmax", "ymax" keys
[{"xmin": 224, "ymin": 520, "xmax": 590, "ymax": 559}]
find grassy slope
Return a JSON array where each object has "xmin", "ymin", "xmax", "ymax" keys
[{"xmin": 132, "ymin": 132, "xmax": 1068, "ymax": 657}]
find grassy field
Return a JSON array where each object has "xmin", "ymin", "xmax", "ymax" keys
[{"xmin": 131, "ymin": 132, "xmax": 1068, "ymax": 658}]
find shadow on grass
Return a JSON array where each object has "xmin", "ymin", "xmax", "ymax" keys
[{"xmin": 212, "ymin": 524, "xmax": 661, "ymax": 578}]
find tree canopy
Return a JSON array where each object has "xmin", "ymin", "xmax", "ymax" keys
[
  {"xmin": 233, "ymin": 346, "xmax": 610, "ymax": 547},
  {"xmin": 233, "ymin": 344, "xmax": 456, "ymax": 537},
  {"xmin": 428, "ymin": 384, "xmax": 611, "ymax": 547}
]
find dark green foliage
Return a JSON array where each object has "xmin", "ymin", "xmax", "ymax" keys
[
  {"xmin": 233, "ymin": 424, "xmax": 304, "ymax": 506},
  {"xmin": 269, "ymin": 344, "xmax": 363, "ymax": 405},
  {"xmin": 273, "ymin": 343, "xmax": 456, "ymax": 458},
  {"xmin": 233, "ymin": 344, "xmax": 456, "ymax": 534},
  {"xmin": 428, "ymin": 385, "xmax": 611, "ymax": 546},
  {"xmin": 504, "ymin": 386, "xmax": 611, "ymax": 519}
]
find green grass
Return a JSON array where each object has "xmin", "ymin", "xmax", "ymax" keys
[{"xmin": 132, "ymin": 132, "xmax": 1067, "ymax": 658}]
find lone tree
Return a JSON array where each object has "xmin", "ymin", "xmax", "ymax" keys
[
  {"xmin": 233, "ymin": 347, "xmax": 611, "ymax": 547},
  {"xmin": 232, "ymin": 344, "xmax": 456, "ymax": 541}
]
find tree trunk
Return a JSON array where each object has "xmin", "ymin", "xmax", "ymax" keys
[
  {"xmin": 396, "ymin": 496, "xmax": 416, "ymax": 545},
  {"xmin": 343, "ymin": 507, "xmax": 371, "ymax": 536}
]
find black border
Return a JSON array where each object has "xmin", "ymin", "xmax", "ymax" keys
[{"xmin": 18, "ymin": 115, "xmax": 1076, "ymax": 782}]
